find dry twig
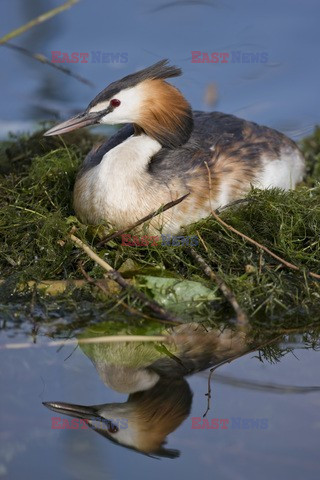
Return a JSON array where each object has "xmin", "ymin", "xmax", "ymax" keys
[
  {"xmin": 202, "ymin": 333, "xmax": 288, "ymax": 417},
  {"xmin": 96, "ymin": 190, "xmax": 248, "ymax": 324},
  {"xmin": 78, "ymin": 261, "xmax": 165, "ymax": 322},
  {"xmin": 0, "ymin": 335, "xmax": 168, "ymax": 350},
  {"xmin": 70, "ymin": 233, "xmax": 182, "ymax": 324},
  {"xmin": 210, "ymin": 208, "xmax": 320, "ymax": 280},
  {"xmin": 203, "ymin": 161, "xmax": 320, "ymax": 281},
  {"xmin": 97, "ymin": 193, "xmax": 189, "ymax": 247},
  {"xmin": 186, "ymin": 247, "xmax": 248, "ymax": 327}
]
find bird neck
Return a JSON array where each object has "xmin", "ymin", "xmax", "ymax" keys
[{"xmin": 135, "ymin": 79, "xmax": 193, "ymax": 148}]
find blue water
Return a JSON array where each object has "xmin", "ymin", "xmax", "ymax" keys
[
  {"xmin": 1, "ymin": 329, "xmax": 319, "ymax": 479},
  {"xmin": 1, "ymin": 0, "xmax": 319, "ymax": 138}
]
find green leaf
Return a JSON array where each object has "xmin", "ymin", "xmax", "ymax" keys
[{"xmin": 137, "ymin": 275, "xmax": 218, "ymax": 309}]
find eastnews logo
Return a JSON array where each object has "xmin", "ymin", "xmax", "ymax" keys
[
  {"xmin": 192, "ymin": 417, "xmax": 269, "ymax": 429},
  {"xmin": 51, "ymin": 417, "xmax": 128, "ymax": 430},
  {"xmin": 192, "ymin": 51, "xmax": 269, "ymax": 64},
  {"xmin": 51, "ymin": 52, "xmax": 128, "ymax": 64},
  {"xmin": 121, "ymin": 234, "xmax": 199, "ymax": 246}
]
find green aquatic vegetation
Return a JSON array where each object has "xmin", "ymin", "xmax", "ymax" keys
[
  {"xmin": 300, "ymin": 126, "xmax": 320, "ymax": 185},
  {"xmin": 0, "ymin": 129, "xmax": 95, "ymax": 280},
  {"xmin": 0, "ymin": 127, "xmax": 320, "ymax": 323},
  {"xmin": 76, "ymin": 320, "xmax": 320, "ymax": 370},
  {"xmin": 78, "ymin": 322, "xmax": 169, "ymax": 368}
]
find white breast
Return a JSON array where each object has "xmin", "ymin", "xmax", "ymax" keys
[{"xmin": 75, "ymin": 134, "xmax": 162, "ymax": 226}]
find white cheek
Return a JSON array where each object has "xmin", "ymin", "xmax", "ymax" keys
[
  {"xmin": 111, "ymin": 424, "xmax": 138, "ymax": 447},
  {"xmin": 96, "ymin": 84, "xmax": 144, "ymax": 124},
  {"xmin": 100, "ymin": 106, "xmax": 133, "ymax": 124}
]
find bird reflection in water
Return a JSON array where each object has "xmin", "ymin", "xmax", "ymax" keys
[{"xmin": 42, "ymin": 322, "xmax": 282, "ymax": 458}]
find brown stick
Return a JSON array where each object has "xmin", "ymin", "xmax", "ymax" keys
[
  {"xmin": 191, "ymin": 162, "xmax": 248, "ymax": 325},
  {"xmin": 203, "ymin": 162, "xmax": 319, "ymax": 281},
  {"xmin": 0, "ymin": 335, "xmax": 168, "ymax": 350},
  {"xmin": 186, "ymin": 246, "xmax": 248, "ymax": 327},
  {"xmin": 78, "ymin": 262, "xmax": 168, "ymax": 323},
  {"xmin": 203, "ymin": 354, "xmax": 242, "ymax": 417},
  {"xmin": 210, "ymin": 208, "xmax": 320, "ymax": 281},
  {"xmin": 202, "ymin": 333, "xmax": 286, "ymax": 417},
  {"xmin": 97, "ymin": 193, "xmax": 189, "ymax": 247},
  {"xmin": 95, "ymin": 186, "xmax": 248, "ymax": 323},
  {"xmin": 70, "ymin": 234, "xmax": 181, "ymax": 324}
]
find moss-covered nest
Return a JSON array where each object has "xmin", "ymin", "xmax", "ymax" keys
[{"xmin": 0, "ymin": 126, "xmax": 320, "ymax": 326}]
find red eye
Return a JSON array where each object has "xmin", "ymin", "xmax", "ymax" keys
[
  {"xmin": 107, "ymin": 423, "xmax": 119, "ymax": 434},
  {"xmin": 110, "ymin": 99, "xmax": 121, "ymax": 108}
]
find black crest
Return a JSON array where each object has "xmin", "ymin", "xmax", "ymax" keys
[{"xmin": 88, "ymin": 59, "xmax": 182, "ymax": 108}]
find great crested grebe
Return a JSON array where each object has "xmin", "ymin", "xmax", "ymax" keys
[{"xmin": 44, "ymin": 59, "xmax": 305, "ymax": 233}]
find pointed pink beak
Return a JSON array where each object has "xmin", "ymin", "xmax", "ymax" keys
[{"xmin": 44, "ymin": 111, "xmax": 102, "ymax": 136}]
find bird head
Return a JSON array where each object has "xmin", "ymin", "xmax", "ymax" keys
[
  {"xmin": 44, "ymin": 59, "xmax": 193, "ymax": 148},
  {"xmin": 43, "ymin": 375, "xmax": 192, "ymax": 459}
]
